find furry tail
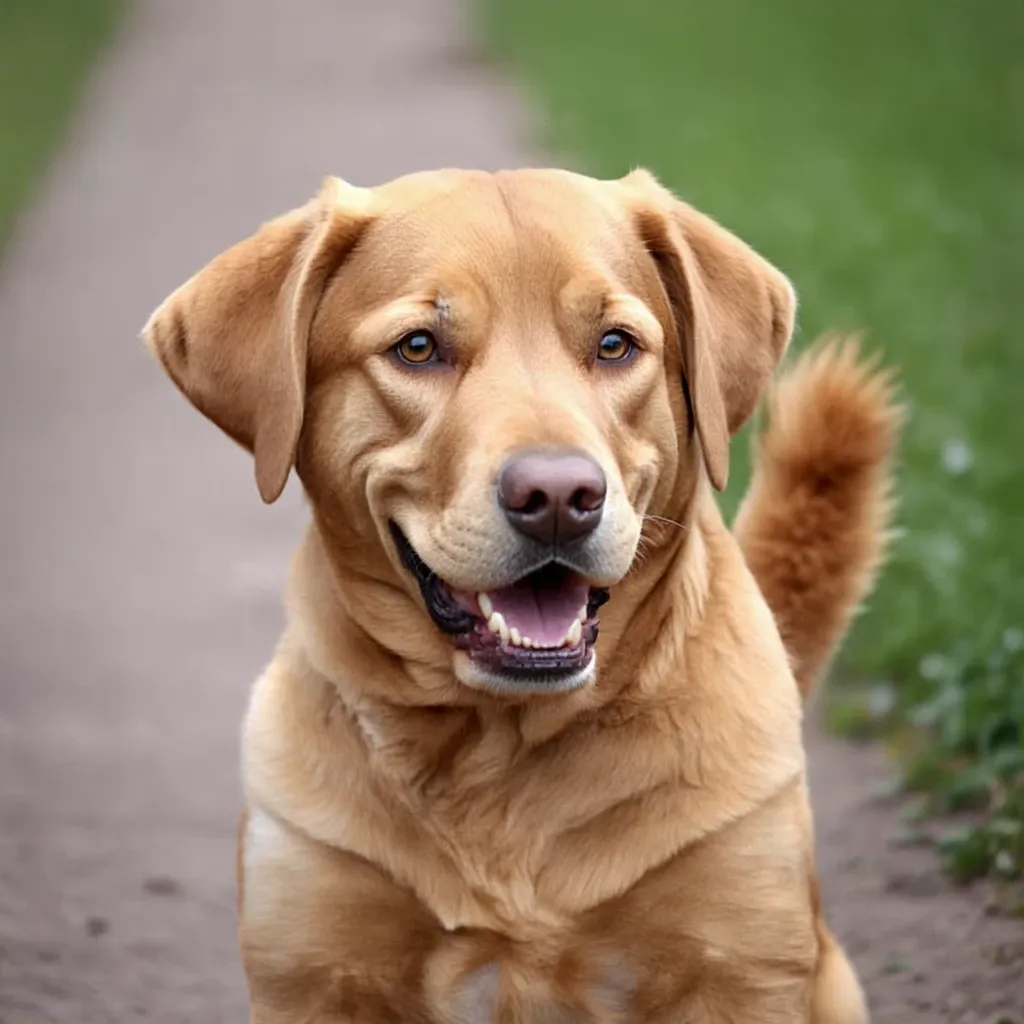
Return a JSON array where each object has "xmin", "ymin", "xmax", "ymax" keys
[{"xmin": 734, "ymin": 336, "xmax": 904, "ymax": 701}]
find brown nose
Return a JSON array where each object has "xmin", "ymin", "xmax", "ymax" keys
[{"xmin": 497, "ymin": 447, "xmax": 607, "ymax": 546}]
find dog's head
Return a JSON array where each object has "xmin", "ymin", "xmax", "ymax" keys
[{"xmin": 144, "ymin": 169, "xmax": 794, "ymax": 696}]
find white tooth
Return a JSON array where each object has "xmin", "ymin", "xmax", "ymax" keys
[
  {"xmin": 566, "ymin": 618, "xmax": 583, "ymax": 646},
  {"xmin": 510, "ymin": 626, "xmax": 523, "ymax": 647},
  {"xmin": 478, "ymin": 593, "xmax": 494, "ymax": 618},
  {"xmin": 488, "ymin": 612, "xmax": 510, "ymax": 645},
  {"xmin": 578, "ymin": 604, "xmax": 588, "ymax": 623},
  {"xmin": 521, "ymin": 636, "xmax": 534, "ymax": 649}
]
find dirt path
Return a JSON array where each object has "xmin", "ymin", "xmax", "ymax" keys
[
  {"xmin": 808, "ymin": 726, "xmax": 1022, "ymax": 1022},
  {"xmin": 0, "ymin": 2, "xmax": 1019, "ymax": 1022}
]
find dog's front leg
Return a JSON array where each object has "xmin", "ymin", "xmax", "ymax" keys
[{"xmin": 238, "ymin": 808, "xmax": 440, "ymax": 1024}]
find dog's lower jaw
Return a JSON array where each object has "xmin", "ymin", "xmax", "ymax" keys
[{"xmin": 453, "ymin": 649, "xmax": 598, "ymax": 696}]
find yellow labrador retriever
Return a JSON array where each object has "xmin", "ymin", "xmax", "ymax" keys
[{"xmin": 143, "ymin": 168, "xmax": 901, "ymax": 1022}]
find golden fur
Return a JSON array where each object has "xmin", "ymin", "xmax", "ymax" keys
[
  {"xmin": 143, "ymin": 168, "xmax": 901, "ymax": 1022},
  {"xmin": 735, "ymin": 338, "xmax": 903, "ymax": 700}
]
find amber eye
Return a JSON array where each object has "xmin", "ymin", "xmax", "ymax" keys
[
  {"xmin": 394, "ymin": 330, "xmax": 439, "ymax": 365},
  {"xmin": 597, "ymin": 330, "xmax": 635, "ymax": 362}
]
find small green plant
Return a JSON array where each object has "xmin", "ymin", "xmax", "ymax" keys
[
  {"xmin": 828, "ymin": 630, "xmax": 1024, "ymax": 883},
  {"xmin": 892, "ymin": 632, "xmax": 1023, "ymax": 883}
]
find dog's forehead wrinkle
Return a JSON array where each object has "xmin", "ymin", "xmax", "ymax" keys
[
  {"xmin": 433, "ymin": 294, "xmax": 452, "ymax": 321},
  {"xmin": 493, "ymin": 170, "xmax": 525, "ymax": 232}
]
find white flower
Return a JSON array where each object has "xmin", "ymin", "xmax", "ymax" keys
[
  {"xmin": 940, "ymin": 438, "xmax": 973, "ymax": 476},
  {"xmin": 919, "ymin": 653, "xmax": 949, "ymax": 681}
]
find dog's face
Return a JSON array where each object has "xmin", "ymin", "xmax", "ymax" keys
[{"xmin": 144, "ymin": 169, "xmax": 794, "ymax": 696}]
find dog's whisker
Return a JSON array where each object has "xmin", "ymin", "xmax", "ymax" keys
[{"xmin": 643, "ymin": 514, "xmax": 689, "ymax": 532}]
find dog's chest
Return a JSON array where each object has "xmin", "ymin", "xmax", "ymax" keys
[
  {"xmin": 372, "ymin": 736, "xmax": 573, "ymax": 936},
  {"xmin": 245, "ymin": 683, "xmax": 818, "ymax": 1022}
]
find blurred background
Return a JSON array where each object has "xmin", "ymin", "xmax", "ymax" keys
[{"xmin": 0, "ymin": 0, "xmax": 1020, "ymax": 1021}]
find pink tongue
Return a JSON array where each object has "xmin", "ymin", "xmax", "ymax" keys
[{"xmin": 488, "ymin": 573, "xmax": 590, "ymax": 646}]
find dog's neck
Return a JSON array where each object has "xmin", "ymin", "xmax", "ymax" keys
[{"xmin": 284, "ymin": 489, "xmax": 719, "ymax": 748}]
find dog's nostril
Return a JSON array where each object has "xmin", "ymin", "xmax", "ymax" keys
[
  {"xmin": 570, "ymin": 484, "xmax": 605, "ymax": 514},
  {"xmin": 519, "ymin": 489, "xmax": 550, "ymax": 516}
]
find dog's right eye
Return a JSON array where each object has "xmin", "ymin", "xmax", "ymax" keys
[{"xmin": 393, "ymin": 331, "xmax": 439, "ymax": 366}]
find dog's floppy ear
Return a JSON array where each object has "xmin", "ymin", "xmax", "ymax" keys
[
  {"xmin": 620, "ymin": 169, "xmax": 796, "ymax": 491},
  {"xmin": 142, "ymin": 177, "xmax": 373, "ymax": 503}
]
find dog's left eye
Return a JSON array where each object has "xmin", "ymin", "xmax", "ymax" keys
[
  {"xmin": 394, "ymin": 330, "xmax": 439, "ymax": 365},
  {"xmin": 597, "ymin": 330, "xmax": 636, "ymax": 363}
]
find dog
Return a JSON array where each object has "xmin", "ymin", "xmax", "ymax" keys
[{"xmin": 143, "ymin": 167, "xmax": 901, "ymax": 1022}]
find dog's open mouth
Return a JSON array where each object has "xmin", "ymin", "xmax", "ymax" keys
[{"xmin": 391, "ymin": 524, "xmax": 609, "ymax": 686}]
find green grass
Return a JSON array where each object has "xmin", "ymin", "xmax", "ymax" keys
[
  {"xmin": 0, "ymin": 0, "xmax": 125, "ymax": 248},
  {"xmin": 484, "ymin": 0, "xmax": 1024, "ymax": 880}
]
